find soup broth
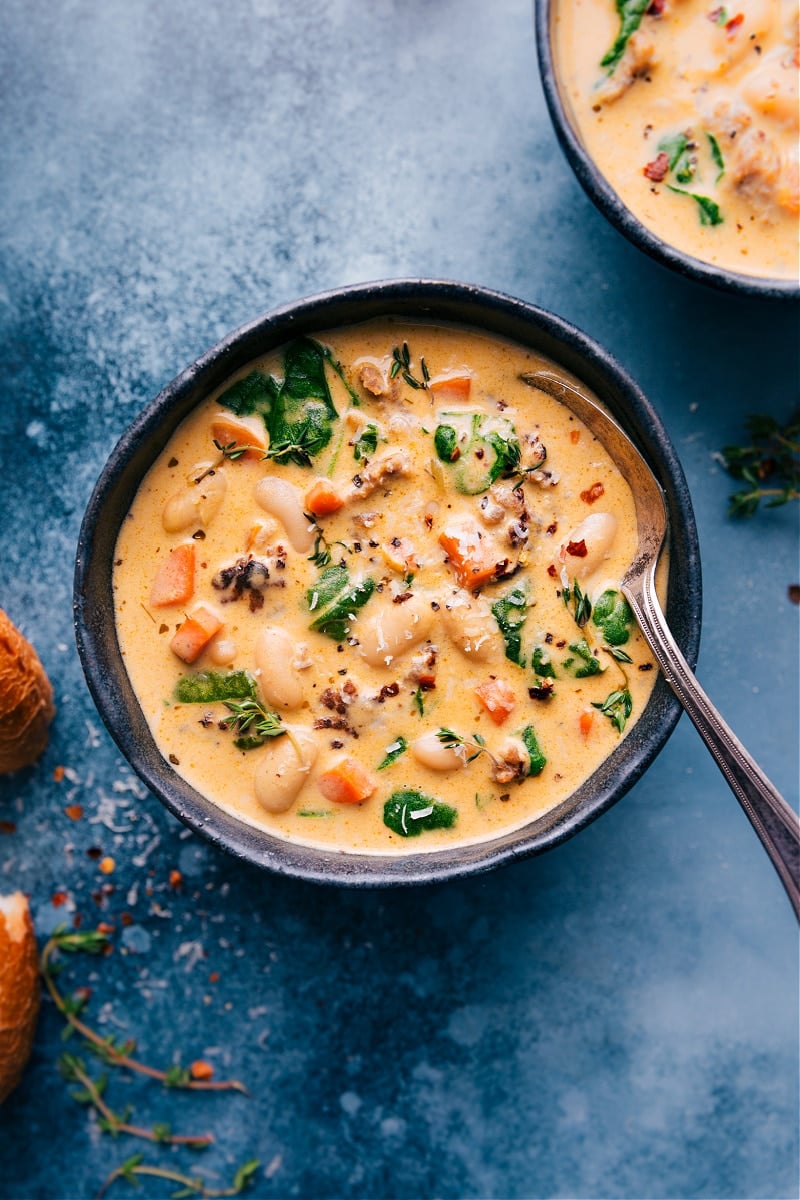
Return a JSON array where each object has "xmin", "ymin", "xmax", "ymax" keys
[
  {"xmin": 553, "ymin": 0, "xmax": 799, "ymax": 281},
  {"xmin": 113, "ymin": 320, "xmax": 661, "ymax": 854}
]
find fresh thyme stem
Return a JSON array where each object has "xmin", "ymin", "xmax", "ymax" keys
[
  {"xmin": 64, "ymin": 1058, "xmax": 213, "ymax": 1147},
  {"xmin": 40, "ymin": 932, "xmax": 247, "ymax": 1093},
  {"xmin": 97, "ymin": 1156, "xmax": 260, "ymax": 1199}
]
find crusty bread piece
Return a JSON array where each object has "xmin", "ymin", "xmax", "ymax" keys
[
  {"xmin": 0, "ymin": 892, "xmax": 40, "ymax": 1104},
  {"xmin": 0, "ymin": 609, "xmax": 54, "ymax": 774}
]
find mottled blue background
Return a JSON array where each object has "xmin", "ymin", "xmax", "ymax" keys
[{"xmin": 0, "ymin": 1, "xmax": 798, "ymax": 1198}]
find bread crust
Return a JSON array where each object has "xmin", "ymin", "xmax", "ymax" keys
[
  {"xmin": 0, "ymin": 892, "xmax": 40, "ymax": 1104},
  {"xmin": 0, "ymin": 609, "xmax": 54, "ymax": 774}
]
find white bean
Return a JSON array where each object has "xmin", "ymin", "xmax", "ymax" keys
[
  {"xmin": 254, "ymin": 626, "xmax": 305, "ymax": 710},
  {"xmin": 207, "ymin": 638, "xmax": 237, "ymax": 666},
  {"xmin": 411, "ymin": 731, "xmax": 467, "ymax": 772},
  {"xmin": 441, "ymin": 590, "xmax": 502, "ymax": 662},
  {"xmin": 255, "ymin": 476, "xmax": 316, "ymax": 552},
  {"xmin": 357, "ymin": 592, "xmax": 436, "ymax": 668},
  {"xmin": 253, "ymin": 728, "xmax": 318, "ymax": 813},
  {"xmin": 563, "ymin": 511, "xmax": 617, "ymax": 581},
  {"xmin": 162, "ymin": 464, "xmax": 227, "ymax": 532}
]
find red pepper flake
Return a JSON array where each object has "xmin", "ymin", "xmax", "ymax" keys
[
  {"xmin": 546, "ymin": 522, "xmax": 558, "ymax": 535},
  {"xmin": 547, "ymin": 564, "xmax": 558, "ymax": 578},
  {"xmin": 566, "ymin": 539, "xmax": 588, "ymax": 558},
  {"xmin": 788, "ymin": 584, "xmax": 800, "ymax": 605},
  {"xmin": 726, "ymin": 12, "xmax": 744, "ymax": 33},
  {"xmin": 51, "ymin": 890, "xmax": 69, "ymax": 908},
  {"xmin": 569, "ymin": 429, "xmax": 581, "ymax": 444},
  {"xmin": 53, "ymin": 765, "xmax": 66, "ymax": 783},
  {"xmin": 209, "ymin": 971, "xmax": 220, "ymax": 984},
  {"xmin": 97, "ymin": 921, "xmax": 116, "ymax": 935},
  {"xmin": 72, "ymin": 913, "xmax": 83, "ymax": 928},
  {"xmin": 86, "ymin": 846, "xmax": 103, "ymax": 860},
  {"xmin": 121, "ymin": 912, "xmax": 134, "ymax": 926},
  {"xmin": 580, "ymin": 481, "xmax": 605, "ymax": 504},
  {"xmin": 64, "ymin": 803, "xmax": 84, "ymax": 821},
  {"xmin": 647, "ymin": 0, "xmax": 665, "ymax": 12},
  {"xmin": 417, "ymin": 674, "xmax": 437, "ymax": 691},
  {"xmin": 0, "ymin": 820, "xmax": 16, "ymax": 835},
  {"xmin": 643, "ymin": 151, "xmax": 670, "ymax": 181},
  {"xmin": 169, "ymin": 869, "xmax": 183, "ymax": 890},
  {"xmin": 74, "ymin": 985, "xmax": 92, "ymax": 1004},
  {"xmin": 708, "ymin": 5, "xmax": 725, "ymax": 20},
  {"xmin": 190, "ymin": 1060, "xmax": 215, "ymax": 1081}
]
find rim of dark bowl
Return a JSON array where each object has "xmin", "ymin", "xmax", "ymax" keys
[
  {"xmin": 534, "ymin": 1, "xmax": 799, "ymax": 301},
  {"xmin": 74, "ymin": 278, "xmax": 702, "ymax": 887}
]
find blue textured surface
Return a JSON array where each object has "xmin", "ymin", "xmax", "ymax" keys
[{"xmin": 0, "ymin": 2, "xmax": 798, "ymax": 1198}]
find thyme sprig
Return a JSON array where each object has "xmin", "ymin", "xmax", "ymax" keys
[
  {"xmin": 193, "ymin": 441, "xmax": 257, "ymax": 485},
  {"xmin": 390, "ymin": 342, "xmax": 430, "ymax": 391},
  {"xmin": 562, "ymin": 578, "xmax": 592, "ymax": 628},
  {"xmin": 59, "ymin": 1054, "xmax": 213, "ymax": 1148},
  {"xmin": 436, "ymin": 727, "xmax": 499, "ymax": 768},
  {"xmin": 720, "ymin": 413, "xmax": 800, "ymax": 517},
  {"xmin": 222, "ymin": 698, "xmax": 285, "ymax": 747},
  {"xmin": 264, "ymin": 417, "xmax": 329, "ymax": 467},
  {"xmin": 41, "ymin": 928, "xmax": 247, "ymax": 1093},
  {"xmin": 98, "ymin": 1154, "xmax": 260, "ymax": 1199}
]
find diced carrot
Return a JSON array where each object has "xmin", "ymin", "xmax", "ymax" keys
[
  {"xmin": 474, "ymin": 677, "xmax": 516, "ymax": 725},
  {"xmin": 439, "ymin": 522, "xmax": 509, "ymax": 591},
  {"xmin": 305, "ymin": 478, "xmax": 345, "ymax": 517},
  {"xmin": 170, "ymin": 604, "xmax": 223, "ymax": 664},
  {"xmin": 210, "ymin": 414, "xmax": 267, "ymax": 460},
  {"xmin": 579, "ymin": 709, "xmax": 595, "ymax": 737},
  {"xmin": 317, "ymin": 757, "xmax": 376, "ymax": 805},
  {"xmin": 428, "ymin": 374, "xmax": 472, "ymax": 403},
  {"xmin": 150, "ymin": 544, "xmax": 196, "ymax": 607}
]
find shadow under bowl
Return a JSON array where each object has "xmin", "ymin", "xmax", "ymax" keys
[
  {"xmin": 534, "ymin": 1, "xmax": 799, "ymax": 300},
  {"xmin": 74, "ymin": 279, "xmax": 702, "ymax": 885}
]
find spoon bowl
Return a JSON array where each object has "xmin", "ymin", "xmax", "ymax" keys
[{"xmin": 527, "ymin": 370, "xmax": 800, "ymax": 919}]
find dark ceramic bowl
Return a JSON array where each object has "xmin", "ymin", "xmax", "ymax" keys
[
  {"xmin": 535, "ymin": 1, "xmax": 799, "ymax": 300},
  {"xmin": 74, "ymin": 279, "xmax": 701, "ymax": 886}
]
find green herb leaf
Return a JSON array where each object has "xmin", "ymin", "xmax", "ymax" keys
[
  {"xmin": 175, "ymin": 671, "xmax": 257, "ymax": 705},
  {"xmin": 592, "ymin": 688, "xmax": 634, "ymax": 733},
  {"xmin": 307, "ymin": 570, "xmax": 376, "ymax": 641},
  {"xmin": 383, "ymin": 790, "xmax": 457, "ymax": 837},
  {"xmin": 600, "ymin": 0, "xmax": 650, "ymax": 73},
  {"xmin": 413, "ymin": 687, "xmax": 425, "ymax": 717},
  {"xmin": 566, "ymin": 639, "xmax": 603, "ymax": 678},
  {"xmin": 491, "ymin": 586, "xmax": 529, "ymax": 667},
  {"xmin": 707, "ymin": 131, "xmax": 725, "ymax": 180},
  {"xmin": 377, "ymin": 737, "xmax": 408, "ymax": 770},
  {"xmin": 563, "ymin": 578, "xmax": 592, "ymax": 628},
  {"xmin": 519, "ymin": 725, "xmax": 547, "ymax": 776},
  {"xmin": 592, "ymin": 589, "xmax": 633, "ymax": 646},
  {"xmin": 434, "ymin": 424, "xmax": 459, "ymax": 462},
  {"xmin": 217, "ymin": 371, "xmax": 278, "ymax": 421},
  {"xmin": 264, "ymin": 339, "xmax": 339, "ymax": 467},
  {"xmin": 531, "ymin": 645, "xmax": 556, "ymax": 679},
  {"xmin": 222, "ymin": 699, "xmax": 285, "ymax": 748},
  {"xmin": 666, "ymin": 185, "xmax": 723, "ymax": 225},
  {"xmin": 722, "ymin": 412, "xmax": 800, "ymax": 516},
  {"xmin": 353, "ymin": 423, "xmax": 379, "ymax": 462},
  {"xmin": 434, "ymin": 411, "xmax": 521, "ymax": 495}
]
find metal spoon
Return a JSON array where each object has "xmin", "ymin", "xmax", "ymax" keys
[{"xmin": 525, "ymin": 370, "xmax": 800, "ymax": 920}]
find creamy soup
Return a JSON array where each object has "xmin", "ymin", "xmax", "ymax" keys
[
  {"xmin": 553, "ymin": 0, "xmax": 799, "ymax": 280},
  {"xmin": 113, "ymin": 320, "xmax": 660, "ymax": 854}
]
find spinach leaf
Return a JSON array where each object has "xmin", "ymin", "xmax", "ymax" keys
[
  {"xmin": 217, "ymin": 371, "xmax": 278, "ymax": 422},
  {"xmin": 566, "ymin": 639, "xmax": 603, "ymax": 678},
  {"xmin": 491, "ymin": 586, "xmax": 529, "ymax": 667},
  {"xmin": 666, "ymin": 185, "xmax": 723, "ymax": 226},
  {"xmin": 307, "ymin": 568, "xmax": 376, "ymax": 641},
  {"xmin": 434, "ymin": 411, "xmax": 521, "ymax": 495},
  {"xmin": 707, "ymin": 132, "xmax": 725, "ymax": 181},
  {"xmin": 377, "ymin": 737, "xmax": 408, "ymax": 770},
  {"xmin": 600, "ymin": 0, "xmax": 650, "ymax": 73},
  {"xmin": 532, "ymin": 645, "xmax": 556, "ymax": 679},
  {"xmin": 383, "ymin": 790, "xmax": 458, "ymax": 837},
  {"xmin": 658, "ymin": 132, "xmax": 695, "ymax": 184},
  {"xmin": 266, "ymin": 338, "xmax": 339, "ymax": 466},
  {"xmin": 175, "ymin": 670, "xmax": 257, "ymax": 704},
  {"xmin": 434, "ymin": 424, "xmax": 459, "ymax": 462},
  {"xmin": 353, "ymin": 423, "xmax": 379, "ymax": 462},
  {"xmin": 592, "ymin": 589, "xmax": 633, "ymax": 646},
  {"xmin": 520, "ymin": 725, "xmax": 547, "ymax": 777}
]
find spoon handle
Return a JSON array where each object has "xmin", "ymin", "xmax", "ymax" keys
[{"xmin": 624, "ymin": 570, "xmax": 800, "ymax": 921}]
